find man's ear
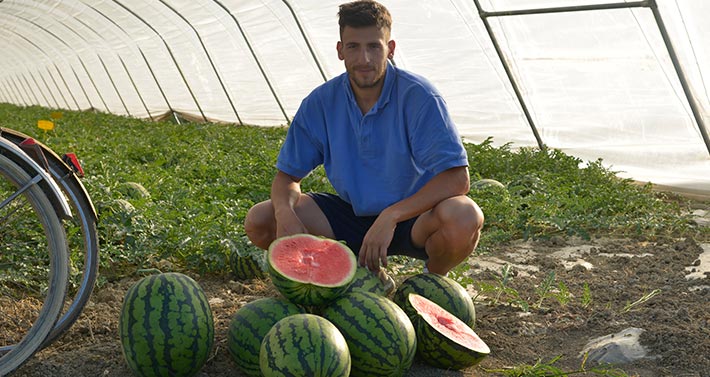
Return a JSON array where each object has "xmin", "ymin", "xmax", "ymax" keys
[
  {"xmin": 337, "ymin": 41, "xmax": 344, "ymax": 61},
  {"xmin": 387, "ymin": 39, "xmax": 396, "ymax": 59}
]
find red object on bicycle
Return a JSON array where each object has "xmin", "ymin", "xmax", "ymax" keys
[
  {"xmin": 19, "ymin": 137, "xmax": 50, "ymax": 171},
  {"xmin": 62, "ymin": 153, "xmax": 85, "ymax": 178}
]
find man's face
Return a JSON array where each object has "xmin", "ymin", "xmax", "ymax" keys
[{"xmin": 337, "ymin": 25, "xmax": 395, "ymax": 90}]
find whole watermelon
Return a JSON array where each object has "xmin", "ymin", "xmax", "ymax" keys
[
  {"xmin": 322, "ymin": 291, "xmax": 416, "ymax": 377},
  {"xmin": 230, "ymin": 249, "xmax": 266, "ymax": 280},
  {"xmin": 119, "ymin": 272, "xmax": 214, "ymax": 377},
  {"xmin": 260, "ymin": 314, "xmax": 351, "ymax": 377},
  {"xmin": 227, "ymin": 297, "xmax": 304, "ymax": 377},
  {"xmin": 393, "ymin": 273, "xmax": 476, "ymax": 328},
  {"xmin": 267, "ymin": 234, "xmax": 357, "ymax": 306}
]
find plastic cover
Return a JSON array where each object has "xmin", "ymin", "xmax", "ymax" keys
[{"xmin": 0, "ymin": 0, "xmax": 708, "ymax": 195}]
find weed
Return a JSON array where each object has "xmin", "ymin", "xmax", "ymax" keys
[{"xmin": 622, "ymin": 289, "xmax": 662, "ymax": 313}]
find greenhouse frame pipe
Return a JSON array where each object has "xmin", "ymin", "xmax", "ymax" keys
[
  {"xmin": 281, "ymin": 0, "xmax": 328, "ymax": 83},
  {"xmin": 27, "ymin": 70, "xmax": 54, "ymax": 108},
  {"xmin": 84, "ymin": 2, "xmax": 177, "ymax": 122},
  {"xmin": 8, "ymin": 76, "xmax": 28, "ymax": 106},
  {"xmin": 476, "ymin": 0, "xmax": 710, "ymax": 157},
  {"xmin": 113, "ymin": 0, "xmax": 208, "ymax": 123},
  {"xmin": 213, "ymin": 0, "xmax": 289, "ymax": 124},
  {"xmin": 158, "ymin": 0, "xmax": 242, "ymax": 125},
  {"xmin": 0, "ymin": 79, "xmax": 19, "ymax": 105},
  {"xmin": 19, "ymin": 73, "xmax": 43, "ymax": 106},
  {"xmin": 0, "ymin": 13, "xmax": 109, "ymax": 111},
  {"xmin": 473, "ymin": 0, "xmax": 544, "ymax": 150},
  {"xmin": 648, "ymin": 0, "xmax": 710, "ymax": 156}
]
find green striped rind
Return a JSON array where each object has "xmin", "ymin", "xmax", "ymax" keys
[
  {"xmin": 119, "ymin": 272, "xmax": 214, "ymax": 377},
  {"xmin": 259, "ymin": 314, "xmax": 351, "ymax": 377},
  {"xmin": 341, "ymin": 267, "xmax": 394, "ymax": 296},
  {"xmin": 393, "ymin": 273, "xmax": 476, "ymax": 328},
  {"xmin": 230, "ymin": 251, "xmax": 266, "ymax": 280},
  {"xmin": 227, "ymin": 297, "xmax": 304, "ymax": 377},
  {"xmin": 267, "ymin": 235, "xmax": 357, "ymax": 306},
  {"xmin": 409, "ymin": 295, "xmax": 489, "ymax": 370},
  {"xmin": 321, "ymin": 292, "xmax": 416, "ymax": 377}
]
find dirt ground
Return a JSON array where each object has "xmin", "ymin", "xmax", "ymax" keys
[{"xmin": 5, "ymin": 217, "xmax": 710, "ymax": 376}]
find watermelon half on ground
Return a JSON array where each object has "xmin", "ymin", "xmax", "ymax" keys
[
  {"xmin": 408, "ymin": 293, "xmax": 490, "ymax": 370},
  {"xmin": 267, "ymin": 234, "xmax": 357, "ymax": 306}
]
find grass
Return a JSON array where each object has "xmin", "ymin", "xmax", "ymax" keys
[{"xmin": 1, "ymin": 102, "xmax": 706, "ymax": 281}]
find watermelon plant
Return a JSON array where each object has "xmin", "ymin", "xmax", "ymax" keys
[
  {"xmin": 119, "ymin": 272, "xmax": 214, "ymax": 377},
  {"xmin": 227, "ymin": 297, "xmax": 305, "ymax": 377},
  {"xmin": 393, "ymin": 273, "xmax": 476, "ymax": 328},
  {"xmin": 267, "ymin": 234, "xmax": 357, "ymax": 306},
  {"xmin": 259, "ymin": 313, "xmax": 351, "ymax": 377},
  {"xmin": 322, "ymin": 291, "xmax": 416, "ymax": 377},
  {"xmin": 408, "ymin": 293, "xmax": 490, "ymax": 370}
]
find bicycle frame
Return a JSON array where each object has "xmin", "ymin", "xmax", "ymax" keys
[{"xmin": 0, "ymin": 134, "xmax": 72, "ymax": 220}]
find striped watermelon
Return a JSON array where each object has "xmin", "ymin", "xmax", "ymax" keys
[
  {"xmin": 322, "ymin": 291, "xmax": 416, "ymax": 377},
  {"xmin": 341, "ymin": 266, "xmax": 396, "ymax": 296},
  {"xmin": 119, "ymin": 272, "xmax": 214, "ymax": 377},
  {"xmin": 408, "ymin": 293, "xmax": 490, "ymax": 369},
  {"xmin": 267, "ymin": 234, "xmax": 357, "ymax": 306},
  {"xmin": 393, "ymin": 273, "xmax": 476, "ymax": 328},
  {"xmin": 230, "ymin": 249, "xmax": 266, "ymax": 280},
  {"xmin": 227, "ymin": 297, "xmax": 304, "ymax": 377},
  {"xmin": 260, "ymin": 313, "xmax": 351, "ymax": 377}
]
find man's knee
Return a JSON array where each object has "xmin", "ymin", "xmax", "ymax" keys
[
  {"xmin": 439, "ymin": 195, "xmax": 484, "ymax": 234},
  {"xmin": 244, "ymin": 201, "xmax": 275, "ymax": 250}
]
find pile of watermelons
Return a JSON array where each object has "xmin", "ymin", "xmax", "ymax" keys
[{"xmin": 119, "ymin": 234, "xmax": 490, "ymax": 377}]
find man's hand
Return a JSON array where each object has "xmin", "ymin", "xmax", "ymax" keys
[{"xmin": 359, "ymin": 211, "xmax": 397, "ymax": 271}]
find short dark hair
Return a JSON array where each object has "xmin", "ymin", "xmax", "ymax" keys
[{"xmin": 338, "ymin": 0, "xmax": 392, "ymax": 37}]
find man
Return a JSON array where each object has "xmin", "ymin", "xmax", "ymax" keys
[{"xmin": 244, "ymin": 0, "xmax": 483, "ymax": 275}]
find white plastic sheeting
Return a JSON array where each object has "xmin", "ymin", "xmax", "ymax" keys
[{"xmin": 0, "ymin": 0, "xmax": 708, "ymax": 196}]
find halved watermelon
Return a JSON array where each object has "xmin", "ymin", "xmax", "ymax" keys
[
  {"xmin": 267, "ymin": 234, "xmax": 357, "ymax": 306},
  {"xmin": 409, "ymin": 293, "xmax": 490, "ymax": 370}
]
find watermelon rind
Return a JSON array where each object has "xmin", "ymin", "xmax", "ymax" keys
[
  {"xmin": 393, "ymin": 273, "xmax": 476, "ymax": 328},
  {"xmin": 322, "ymin": 291, "xmax": 416, "ymax": 377},
  {"xmin": 267, "ymin": 234, "xmax": 357, "ymax": 306},
  {"xmin": 230, "ymin": 249, "xmax": 266, "ymax": 281},
  {"xmin": 259, "ymin": 313, "xmax": 351, "ymax": 377},
  {"xmin": 408, "ymin": 293, "xmax": 490, "ymax": 370},
  {"xmin": 227, "ymin": 297, "xmax": 305, "ymax": 377},
  {"xmin": 119, "ymin": 272, "xmax": 214, "ymax": 377}
]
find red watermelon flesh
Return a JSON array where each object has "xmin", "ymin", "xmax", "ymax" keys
[
  {"xmin": 410, "ymin": 293, "xmax": 490, "ymax": 354},
  {"xmin": 269, "ymin": 234, "xmax": 356, "ymax": 286}
]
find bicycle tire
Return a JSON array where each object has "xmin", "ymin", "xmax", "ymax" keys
[
  {"xmin": 0, "ymin": 153, "xmax": 69, "ymax": 375},
  {"xmin": 0, "ymin": 129, "xmax": 99, "ymax": 350}
]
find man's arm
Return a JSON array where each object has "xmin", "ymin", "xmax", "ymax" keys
[
  {"xmin": 359, "ymin": 166, "xmax": 470, "ymax": 270},
  {"xmin": 271, "ymin": 170, "xmax": 309, "ymax": 238}
]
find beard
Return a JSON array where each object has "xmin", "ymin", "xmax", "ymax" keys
[{"xmin": 347, "ymin": 63, "xmax": 386, "ymax": 89}]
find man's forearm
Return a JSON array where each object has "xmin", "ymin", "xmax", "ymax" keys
[
  {"xmin": 271, "ymin": 170, "xmax": 303, "ymax": 217},
  {"xmin": 382, "ymin": 166, "xmax": 470, "ymax": 223}
]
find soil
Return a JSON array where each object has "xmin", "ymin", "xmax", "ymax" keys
[{"xmin": 5, "ymin": 229, "xmax": 710, "ymax": 376}]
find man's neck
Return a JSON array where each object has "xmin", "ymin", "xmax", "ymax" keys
[{"xmin": 350, "ymin": 78, "xmax": 384, "ymax": 115}]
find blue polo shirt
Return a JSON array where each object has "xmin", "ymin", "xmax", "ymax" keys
[{"xmin": 276, "ymin": 63, "xmax": 468, "ymax": 216}]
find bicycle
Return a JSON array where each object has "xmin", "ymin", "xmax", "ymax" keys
[{"xmin": 0, "ymin": 127, "xmax": 99, "ymax": 375}]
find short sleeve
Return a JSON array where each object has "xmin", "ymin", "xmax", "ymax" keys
[
  {"xmin": 276, "ymin": 97, "xmax": 324, "ymax": 179},
  {"xmin": 409, "ymin": 95, "xmax": 468, "ymax": 175}
]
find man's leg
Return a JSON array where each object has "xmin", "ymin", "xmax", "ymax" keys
[
  {"xmin": 244, "ymin": 194, "xmax": 335, "ymax": 250},
  {"xmin": 411, "ymin": 195, "xmax": 484, "ymax": 275}
]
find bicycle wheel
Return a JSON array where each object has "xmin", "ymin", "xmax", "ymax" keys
[
  {"xmin": 0, "ymin": 129, "xmax": 99, "ymax": 350},
  {"xmin": 41, "ymin": 161, "xmax": 99, "ymax": 347},
  {"xmin": 0, "ymin": 153, "xmax": 69, "ymax": 374}
]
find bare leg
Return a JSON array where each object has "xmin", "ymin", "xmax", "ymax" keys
[
  {"xmin": 244, "ymin": 194, "xmax": 334, "ymax": 250},
  {"xmin": 411, "ymin": 195, "xmax": 484, "ymax": 275}
]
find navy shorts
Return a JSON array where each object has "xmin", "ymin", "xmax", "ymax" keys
[{"xmin": 307, "ymin": 192, "xmax": 428, "ymax": 260}]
